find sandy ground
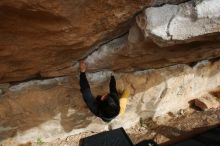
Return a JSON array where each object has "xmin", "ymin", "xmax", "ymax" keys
[
  {"xmin": 128, "ymin": 108, "xmax": 220, "ymax": 145},
  {"xmin": 19, "ymin": 107, "xmax": 220, "ymax": 146}
]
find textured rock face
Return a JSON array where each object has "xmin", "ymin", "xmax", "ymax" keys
[
  {"xmin": 0, "ymin": 58, "xmax": 220, "ymax": 145},
  {"xmin": 1, "ymin": 0, "xmax": 220, "ymax": 83},
  {"xmin": 0, "ymin": 0, "xmax": 189, "ymax": 83}
]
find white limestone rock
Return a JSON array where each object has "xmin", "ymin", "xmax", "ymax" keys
[{"xmin": 141, "ymin": 0, "xmax": 220, "ymax": 44}]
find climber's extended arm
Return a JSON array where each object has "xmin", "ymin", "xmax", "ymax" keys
[
  {"xmin": 79, "ymin": 60, "xmax": 99, "ymax": 116},
  {"xmin": 109, "ymin": 75, "xmax": 119, "ymax": 104}
]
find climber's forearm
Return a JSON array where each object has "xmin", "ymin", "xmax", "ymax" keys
[
  {"xmin": 80, "ymin": 72, "xmax": 90, "ymax": 90},
  {"xmin": 110, "ymin": 75, "xmax": 117, "ymax": 94}
]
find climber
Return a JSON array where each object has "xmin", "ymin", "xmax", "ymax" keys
[{"xmin": 79, "ymin": 60, "xmax": 120, "ymax": 122}]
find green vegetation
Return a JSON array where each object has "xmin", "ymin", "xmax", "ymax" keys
[{"xmin": 37, "ymin": 138, "xmax": 44, "ymax": 146}]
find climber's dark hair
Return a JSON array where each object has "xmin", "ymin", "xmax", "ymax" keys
[{"xmin": 98, "ymin": 95, "xmax": 120, "ymax": 118}]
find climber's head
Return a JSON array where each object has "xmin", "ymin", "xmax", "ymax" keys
[{"xmin": 97, "ymin": 94, "xmax": 120, "ymax": 122}]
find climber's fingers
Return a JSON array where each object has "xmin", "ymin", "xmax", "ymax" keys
[{"xmin": 79, "ymin": 59, "xmax": 87, "ymax": 72}]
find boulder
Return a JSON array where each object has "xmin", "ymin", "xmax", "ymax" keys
[
  {"xmin": 1, "ymin": 0, "xmax": 220, "ymax": 145},
  {"xmin": 193, "ymin": 94, "xmax": 220, "ymax": 110}
]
